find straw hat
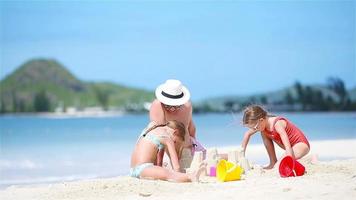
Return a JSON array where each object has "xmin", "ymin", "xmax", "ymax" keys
[{"xmin": 155, "ymin": 79, "xmax": 190, "ymax": 106}]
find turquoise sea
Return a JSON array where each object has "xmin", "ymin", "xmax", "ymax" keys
[{"xmin": 0, "ymin": 112, "xmax": 355, "ymax": 187}]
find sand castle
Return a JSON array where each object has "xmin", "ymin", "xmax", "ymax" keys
[
  {"xmin": 179, "ymin": 148, "xmax": 194, "ymax": 170},
  {"xmin": 186, "ymin": 147, "xmax": 253, "ymax": 177}
]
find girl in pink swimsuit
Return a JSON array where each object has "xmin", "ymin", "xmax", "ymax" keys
[{"xmin": 240, "ymin": 105, "xmax": 310, "ymax": 169}]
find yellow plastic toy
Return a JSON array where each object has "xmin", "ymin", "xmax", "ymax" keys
[{"xmin": 217, "ymin": 159, "xmax": 244, "ymax": 182}]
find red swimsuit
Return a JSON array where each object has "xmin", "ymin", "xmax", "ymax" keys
[{"xmin": 263, "ymin": 117, "xmax": 310, "ymax": 148}]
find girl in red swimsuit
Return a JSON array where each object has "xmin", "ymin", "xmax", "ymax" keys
[{"xmin": 241, "ymin": 105, "xmax": 310, "ymax": 169}]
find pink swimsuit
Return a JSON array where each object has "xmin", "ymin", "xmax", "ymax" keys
[{"xmin": 263, "ymin": 117, "xmax": 310, "ymax": 148}]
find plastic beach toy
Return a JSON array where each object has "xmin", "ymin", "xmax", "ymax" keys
[
  {"xmin": 217, "ymin": 159, "xmax": 243, "ymax": 182},
  {"xmin": 279, "ymin": 156, "xmax": 294, "ymax": 177},
  {"xmin": 279, "ymin": 156, "xmax": 305, "ymax": 178},
  {"xmin": 294, "ymin": 159, "xmax": 306, "ymax": 176},
  {"xmin": 209, "ymin": 166, "xmax": 216, "ymax": 177}
]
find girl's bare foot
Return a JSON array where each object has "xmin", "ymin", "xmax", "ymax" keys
[{"xmin": 189, "ymin": 162, "xmax": 207, "ymax": 182}]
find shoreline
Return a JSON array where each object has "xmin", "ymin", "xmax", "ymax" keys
[
  {"xmin": 1, "ymin": 139, "xmax": 355, "ymax": 196},
  {"xmin": 0, "ymin": 111, "xmax": 125, "ymax": 119},
  {"xmin": 1, "ymin": 111, "xmax": 355, "ymax": 118}
]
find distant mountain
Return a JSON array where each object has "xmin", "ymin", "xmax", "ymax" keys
[
  {"xmin": 0, "ymin": 59, "xmax": 154, "ymax": 112},
  {"xmin": 2, "ymin": 58, "xmax": 354, "ymax": 113},
  {"xmin": 201, "ymin": 85, "xmax": 340, "ymax": 105},
  {"xmin": 195, "ymin": 82, "xmax": 356, "ymax": 112}
]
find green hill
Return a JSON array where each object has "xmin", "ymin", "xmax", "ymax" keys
[{"xmin": 0, "ymin": 59, "xmax": 154, "ymax": 113}]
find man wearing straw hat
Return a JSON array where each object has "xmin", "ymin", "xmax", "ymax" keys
[{"xmin": 149, "ymin": 79, "xmax": 201, "ymax": 170}]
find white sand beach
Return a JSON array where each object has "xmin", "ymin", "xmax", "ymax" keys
[{"xmin": 1, "ymin": 139, "xmax": 356, "ymax": 200}]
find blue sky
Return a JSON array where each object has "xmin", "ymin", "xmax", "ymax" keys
[{"xmin": 1, "ymin": 0, "xmax": 355, "ymax": 100}]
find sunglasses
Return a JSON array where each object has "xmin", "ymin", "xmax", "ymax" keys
[{"xmin": 163, "ymin": 104, "xmax": 182, "ymax": 111}]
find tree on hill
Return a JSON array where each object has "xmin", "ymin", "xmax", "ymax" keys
[
  {"xmin": 33, "ymin": 90, "xmax": 51, "ymax": 112},
  {"xmin": 294, "ymin": 81, "xmax": 306, "ymax": 109},
  {"xmin": 94, "ymin": 87, "xmax": 110, "ymax": 110},
  {"xmin": 284, "ymin": 91, "xmax": 294, "ymax": 105},
  {"xmin": 260, "ymin": 96, "xmax": 268, "ymax": 104},
  {"xmin": 327, "ymin": 77, "xmax": 350, "ymax": 110}
]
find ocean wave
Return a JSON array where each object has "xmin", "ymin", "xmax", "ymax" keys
[
  {"xmin": 0, "ymin": 159, "xmax": 43, "ymax": 170},
  {"xmin": 0, "ymin": 174, "xmax": 100, "ymax": 188}
]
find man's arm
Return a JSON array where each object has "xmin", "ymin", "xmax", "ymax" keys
[
  {"xmin": 149, "ymin": 99, "xmax": 165, "ymax": 124},
  {"xmin": 186, "ymin": 101, "xmax": 196, "ymax": 138},
  {"xmin": 188, "ymin": 119, "xmax": 196, "ymax": 138}
]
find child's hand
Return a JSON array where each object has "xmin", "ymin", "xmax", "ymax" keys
[{"xmin": 237, "ymin": 147, "xmax": 245, "ymax": 158}]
